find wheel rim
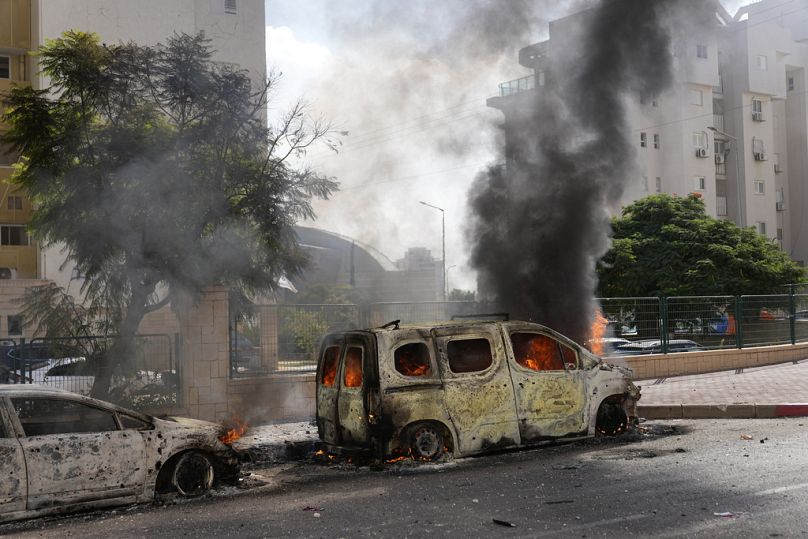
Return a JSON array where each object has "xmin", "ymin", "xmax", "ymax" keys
[
  {"xmin": 412, "ymin": 426, "xmax": 442, "ymax": 459},
  {"xmin": 172, "ymin": 452, "xmax": 214, "ymax": 497}
]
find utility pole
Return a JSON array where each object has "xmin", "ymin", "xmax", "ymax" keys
[{"xmin": 419, "ymin": 201, "xmax": 446, "ymax": 301}]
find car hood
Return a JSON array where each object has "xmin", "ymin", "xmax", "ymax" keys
[{"xmin": 156, "ymin": 415, "xmax": 224, "ymax": 433}]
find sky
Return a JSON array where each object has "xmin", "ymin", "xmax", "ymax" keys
[{"xmin": 263, "ymin": 0, "xmax": 758, "ymax": 292}]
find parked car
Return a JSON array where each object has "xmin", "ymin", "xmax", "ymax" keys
[
  {"xmin": 614, "ymin": 339, "xmax": 704, "ymax": 355},
  {"xmin": 585, "ymin": 337, "xmax": 631, "ymax": 356},
  {"xmin": 316, "ymin": 319, "xmax": 640, "ymax": 461},
  {"xmin": 0, "ymin": 385, "xmax": 246, "ymax": 523}
]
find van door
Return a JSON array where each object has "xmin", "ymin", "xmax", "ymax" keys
[
  {"xmin": 316, "ymin": 336, "xmax": 343, "ymax": 447},
  {"xmin": 316, "ymin": 333, "xmax": 378, "ymax": 451},
  {"xmin": 432, "ymin": 326, "xmax": 520, "ymax": 455},
  {"xmin": 336, "ymin": 335, "xmax": 375, "ymax": 447},
  {"xmin": 503, "ymin": 326, "xmax": 587, "ymax": 441}
]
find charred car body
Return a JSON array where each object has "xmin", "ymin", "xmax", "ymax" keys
[
  {"xmin": 0, "ymin": 385, "xmax": 245, "ymax": 523},
  {"xmin": 316, "ymin": 320, "xmax": 640, "ymax": 460}
]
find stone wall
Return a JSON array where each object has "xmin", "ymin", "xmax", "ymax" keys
[
  {"xmin": 174, "ymin": 287, "xmax": 315, "ymax": 423},
  {"xmin": 621, "ymin": 342, "xmax": 808, "ymax": 380}
]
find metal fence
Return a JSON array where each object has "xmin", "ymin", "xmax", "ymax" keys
[
  {"xmin": 0, "ymin": 334, "xmax": 179, "ymax": 409},
  {"xmin": 231, "ymin": 290, "xmax": 808, "ymax": 376}
]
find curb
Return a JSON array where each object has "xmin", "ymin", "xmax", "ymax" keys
[{"xmin": 638, "ymin": 403, "xmax": 808, "ymax": 420}]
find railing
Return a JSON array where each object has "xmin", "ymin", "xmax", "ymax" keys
[
  {"xmin": 0, "ymin": 334, "xmax": 179, "ymax": 408},
  {"xmin": 713, "ymin": 114, "xmax": 724, "ymax": 131},
  {"xmin": 230, "ymin": 289, "xmax": 808, "ymax": 375},
  {"xmin": 498, "ymin": 75, "xmax": 535, "ymax": 97}
]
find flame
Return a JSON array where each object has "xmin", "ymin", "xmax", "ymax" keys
[
  {"xmin": 589, "ymin": 310, "xmax": 608, "ymax": 356},
  {"xmin": 344, "ymin": 348, "xmax": 363, "ymax": 388},
  {"xmin": 515, "ymin": 334, "xmax": 563, "ymax": 371},
  {"xmin": 397, "ymin": 355, "xmax": 432, "ymax": 377},
  {"xmin": 219, "ymin": 416, "xmax": 249, "ymax": 445}
]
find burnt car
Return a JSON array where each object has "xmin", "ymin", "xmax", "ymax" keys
[
  {"xmin": 0, "ymin": 385, "xmax": 245, "ymax": 523},
  {"xmin": 316, "ymin": 319, "xmax": 640, "ymax": 460}
]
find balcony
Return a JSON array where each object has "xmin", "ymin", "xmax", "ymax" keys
[
  {"xmin": 498, "ymin": 75, "xmax": 536, "ymax": 97},
  {"xmin": 713, "ymin": 114, "xmax": 724, "ymax": 132}
]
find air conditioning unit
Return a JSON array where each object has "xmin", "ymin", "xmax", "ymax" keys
[
  {"xmin": 0, "ymin": 268, "xmax": 12, "ymax": 280},
  {"xmin": 774, "ymin": 163, "xmax": 783, "ymax": 173},
  {"xmin": 754, "ymin": 152, "xmax": 767, "ymax": 161},
  {"xmin": 715, "ymin": 154, "xmax": 725, "ymax": 164},
  {"xmin": 696, "ymin": 148, "xmax": 708, "ymax": 158},
  {"xmin": 776, "ymin": 201, "xmax": 785, "ymax": 211},
  {"xmin": 752, "ymin": 111, "xmax": 764, "ymax": 121}
]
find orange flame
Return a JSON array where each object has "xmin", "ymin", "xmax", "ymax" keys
[
  {"xmin": 219, "ymin": 416, "xmax": 249, "ymax": 445},
  {"xmin": 344, "ymin": 348, "xmax": 363, "ymax": 388},
  {"xmin": 589, "ymin": 310, "xmax": 608, "ymax": 356}
]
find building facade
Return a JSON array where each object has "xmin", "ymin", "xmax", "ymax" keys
[
  {"xmin": 0, "ymin": 0, "xmax": 266, "ymax": 339},
  {"xmin": 489, "ymin": 0, "xmax": 808, "ymax": 266}
]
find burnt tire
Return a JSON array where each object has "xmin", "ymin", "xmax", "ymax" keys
[
  {"xmin": 408, "ymin": 423, "xmax": 445, "ymax": 461},
  {"xmin": 171, "ymin": 451, "xmax": 214, "ymax": 497},
  {"xmin": 596, "ymin": 401, "xmax": 628, "ymax": 436}
]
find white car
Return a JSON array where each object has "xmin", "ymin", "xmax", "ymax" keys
[{"xmin": 0, "ymin": 385, "xmax": 246, "ymax": 523}]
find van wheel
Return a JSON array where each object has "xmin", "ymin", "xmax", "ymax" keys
[
  {"xmin": 596, "ymin": 401, "xmax": 628, "ymax": 436},
  {"xmin": 409, "ymin": 423, "xmax": 445, "ymax": 460}
]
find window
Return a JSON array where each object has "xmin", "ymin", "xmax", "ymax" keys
[
  {"xmin": 717, "ymin": 196, "xmax": 728, "ymax": 216},
  {"xmin": 642, "ymin": 176, "xmax": 649, "ymax": 192},
  {"xmin": 447, "ymin": 338, "xmax": 493, "ymax": 374},
  {"xmin": 754, "ymin": 180, "xmax": 765, "ymax": 194},
  {"xmin": 640, "ymin": 93, "xmax": 657, "ymax": 107},
  {"xmin": 537, "ymin": 70, "xmax": 545, "ymax": 87},
  {"xmin": 689, "ymin": 89, "xmax": 703, "ymax": 106},
  {"xmin": 788, "ymin": 77, "xmax": 795, "ymax": 91},
  {"xmin": 640, "ymin": 132, "xmax": 647, "ymax": 148},
  {"xmin": 694, "ymin": 176, "xmax": 706, "ymax": 191},
  {"xmin": 757, "ymin": 221, "xmax": 767, "ymax": 236},
  {"xmin": 696, "ymin": 44, "xmax": 708, "ymax": 59},
  {"xmin": 653, "ymin": 134, "xmax": 660, "ymax": 149},
  {"xmin": 0, "ymin": 226, "xmax": 28, "ymax": 246},
  {"xmin": 756, "ymin": 55, "xmax": 768, "ymax": 70},
  {"xmin": 224, "ymin": 0, "xmax": 237, "ymax": 14},
  {"xmin": 320, "ymin": 346, "xmax": 340, "ymax": 387},
  {"xmin": 655, "ymin": 177, "xmax": 662, "ymax": 193},
  {"xmin": 510, "ymin": 333, "xmax": 566, "ymax": 371},
  {"xmin": 12, "ymin": 398, "xmax": 118, "ymax": 436},
  {"xmin": 7, "ymin": 315, "xmax": 22, "ymax": 336},
  {"xmin": 7, "ymin": 196, "xmax": 21, "ymax": 210},
  {"xmin": 777, "ymin": 228, "xmax": 784, "ymax": 241},
  {"xmin": 753, "ymin": 138, "xmax": 766, "ymax": 159},
  {"xmin": 343, "ymin": 347, "xmax": 363, "ymax": 388},
  {"xmin": 693, "ymin": 131, "xmax": 707, "ymax": 150},
  {"xmin": 0, "ymin": 143, "xmax": 15, "ymax": 166},
  {"xmin": 0, "ymin": 56, "xmax": 9, "ymax": 79},
  {"xmin": 774, "ymin": 153, "xmax": 782, "ymax": 172},
  {"xmin": 119, "ymin": 414, "xmax": 151, "ymax": 430},
  {"xmin": 394, "ymin": 342, "xmax": 432, "ymax": 377},
  {"xmin": 752, "ymin": 98, "xmax": 763, "ymax": 121}
]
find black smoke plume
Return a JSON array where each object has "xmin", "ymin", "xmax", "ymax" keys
[{"xmin": 469, "ymin": 0, "xmax": 705, "ymax": 343}]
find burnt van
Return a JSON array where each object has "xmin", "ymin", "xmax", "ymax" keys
[{"xmin": 315, "ymin": 319, "xmax": 640, "ymax": 460}]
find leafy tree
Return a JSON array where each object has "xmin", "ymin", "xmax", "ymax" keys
[
  {"xmin": 1, "ymin": 31, "xmax": 338, "ymax": 397},
  {"xmin": 448, "ymin": 288, "xmax": 476, "ymax": 301},
  {"xmin": 597, "ymin": 194, "xmax": 804, "ymax": 297}
]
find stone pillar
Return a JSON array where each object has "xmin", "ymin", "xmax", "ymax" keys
[{"xmin": 178, "ymin": 287, "xmax": 231, "ymax": 422}]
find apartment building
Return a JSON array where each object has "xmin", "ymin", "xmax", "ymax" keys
[
  {"xmin": 489, "ymin": 0, "xmax": 808, "ymax": 266},
  {"xmin": 0, "ymin": 0, "xmax": 266, "ymax": 338}
]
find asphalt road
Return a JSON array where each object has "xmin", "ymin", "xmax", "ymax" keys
[{"xmin": 3, "ymin": 419, "xmax": 808, "ymax": 538}]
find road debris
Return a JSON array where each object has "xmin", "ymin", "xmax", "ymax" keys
[
  {"xmin": 714, "ymin": 512, "xmax": 738, "ymax": 518},
  {"xmin": 302, "ymin": 506, "xmax": 321, "ymax": 512},
  {"xmin": 493, "ymin": 519, "xmax": 517, "ymax": 527},
  {"xmin": 740, "ymin": 434, "xmax": 753, "ymax": 440},
  {"xmin": 544, "ymin": 500, "xmax": 575, "ymax": 505}
]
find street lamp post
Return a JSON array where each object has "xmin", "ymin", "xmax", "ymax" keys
[
  {"xmin": 446, "ymin": 264, "xmax": 456, "ymax": 299},
  {"xmin": 708, "ymin": 126, "xmax": 744, "ymax": 227},
  {"xmin": 419, "ymin": 201, "xmax": 446, "ymax": 301}
]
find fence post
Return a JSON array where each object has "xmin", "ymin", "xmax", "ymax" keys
[
  {"xmin": 660, "ymin": 297, "xmax": 668, "ymax": 354},
  {"xmin": 19, "ymin": 337, "xmax": 27, "ymax": 383},
  {"xmin": 789, "ymin": 284, "xmax": 796, "ymax": 345},
  {"xmin": 735, "ymin": 296, "xmax": 744, "ymax": 349}
]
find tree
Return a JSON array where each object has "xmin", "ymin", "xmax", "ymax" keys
[
  {"xmin": 597, "ymin": 194, "xmax": 804, "ymax": 298},
  {"xmin": 1, "ymin": 31, "xmax": 338, "ymax": 398}
]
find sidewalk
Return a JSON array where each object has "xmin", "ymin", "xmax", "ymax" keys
[{"xmin": 636, "ymin": 358, "xmax": 808, "ymax": 419}]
